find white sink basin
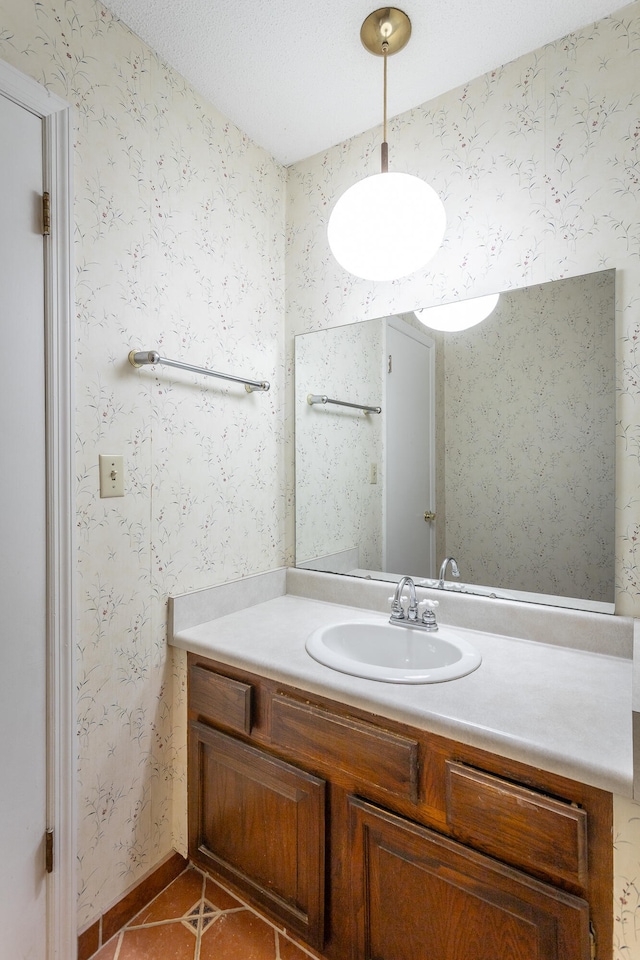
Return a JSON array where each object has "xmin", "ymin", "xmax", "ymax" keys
[{"xmin": 305, "ymin": 618, "xmax": 482, "ymax": 683}]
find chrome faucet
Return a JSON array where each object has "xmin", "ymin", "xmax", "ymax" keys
[
  {"xmin": 438, "ymin": 557, "xmax": 460, "ymax": 590},
  {"xmin": 390, "ymin": 576, "xmax": 419, "ymax": 622},
  {"xmin": 389, "ymin": 576, "xmax": 439, "ymax": 631}
]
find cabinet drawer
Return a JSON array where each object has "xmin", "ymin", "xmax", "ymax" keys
[
  {"xmin": 271, "ymin": 695, "xmax": 419, "ymax": 801},
  {"xmin": 189, "ymin": 662, "xmax": 252, "ymax": 735},
  {"xmin": 445, "ymin": 762, "xmax": 588, "ymax": 888}
]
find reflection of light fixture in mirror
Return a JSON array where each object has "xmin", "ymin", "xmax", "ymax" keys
[
  {"xmin": 414, "ymin": 293, "xmax": 500, "ymax": 332},
  {"xmin": 327, "ymin": 8, "xmax": 446, "ymax": 283}
]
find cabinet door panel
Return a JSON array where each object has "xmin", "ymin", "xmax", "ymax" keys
[
  {"xmin": 349, "ymin": 797, "xmax": 590, "ymax": 960},
  {"xmin": 189, "ymin": 721, "xmax": 325, "ymax": 947}
]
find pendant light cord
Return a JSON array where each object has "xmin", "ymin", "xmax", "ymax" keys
[{"xmin": 381, "ymin": 41, "xmax": 389, "ymax": 172}]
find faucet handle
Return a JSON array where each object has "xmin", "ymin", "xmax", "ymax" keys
[
  {"xmin": 389, "ymin": 595, "xmax": 406, "ymax": 619},
  {"xmin": 418, "ymin": 599, "xmax": 439, "ymax": 631}
]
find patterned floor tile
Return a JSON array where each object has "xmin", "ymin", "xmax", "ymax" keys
[
  {"xmin": 117, "ymin": 920, "xmax": 198, "ymax": 959},
  {"xmin": 204, "ymin": 876, "xmax": 244, "ymax": 911},
  {"xmin": 198, "ymin": 909, "xmax": 278, "ymax": 960},
  {"xmin": 132, "ymin": 868, "xmax": 204, "ymax": 926},
  {"xmin": 89, "ymin": 866, "xmax": 328, "ymax": 960},
  {"xmin": 91, "ymin": 936, "xmax": 120, "ymax": 960}
]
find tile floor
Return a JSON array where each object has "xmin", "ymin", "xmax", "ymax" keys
[{"xmin": 91, "ymin": 866, "xmax": 323, "ymax": 960}]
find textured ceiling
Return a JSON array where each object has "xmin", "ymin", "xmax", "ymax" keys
[{"xmin": 102, "ymin": 0, "xmax": 628, "ymax": 165}]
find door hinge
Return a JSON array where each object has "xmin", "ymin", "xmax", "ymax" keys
[
  {"xmin": 45, "ymin": 829, "xmax": 54, "ymax": 874},
  {"xmin": 388, "ymin": 354, "xmax": 393, "ymax": 374},
  {"xmin": 589, "ymin": 921, "xmax": 597, "ymax": 960},
  {"xmin": 42, "ymin": 191, "xmax": 51, "ymax": 236}
]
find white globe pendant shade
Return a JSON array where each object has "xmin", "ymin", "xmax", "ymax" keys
[
  {"xmin": 328, "ymin": 171, "xmax": 446, "ymax": 282},
  {"xmin": 414, "ymin": 293, "xmax": 500, "ymax": 332}
]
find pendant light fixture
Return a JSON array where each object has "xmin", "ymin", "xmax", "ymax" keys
[{"xmin": 328, "ymin": 7, "xmax": 446, "ymax": 283}]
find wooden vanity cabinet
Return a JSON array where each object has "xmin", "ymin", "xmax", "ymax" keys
[{"xmin": 187, "ymin": 653, "xmax": 613, "ymax": 960}]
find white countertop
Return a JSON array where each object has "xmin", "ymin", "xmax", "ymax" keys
[{"xmin": 170, "ymin": 570, "xmax": 633, "ymax": 797}]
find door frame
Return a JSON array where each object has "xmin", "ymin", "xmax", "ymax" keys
[{"xmin": 0, "ymin": 58, "xmax": 76, "ymax": 958}]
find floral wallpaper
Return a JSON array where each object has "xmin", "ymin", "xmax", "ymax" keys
[
  {"xmin": 295, "ymin": 319, "xmax": 383, "ymax": 569},
  {"xmin": 285, "ymin": 3, "xmax": 640, "ymax": 956},
  {"xmin": 615, "ymin": 796, "xmax": 640, "ymax": 957},
  {"xmin": 285, "ymin": 2, "xmax": 640, "ymax": 612},
  {"xmin": 1, "ymin": 0, "xmax": 285, "ymax": 930},
  {"xmin": 443, "ymin": 270, "xmax": 615, "ymax": 602},
  {"xmin": 2, "ymin": 0, "xmax": 640, "ymax": 953}
]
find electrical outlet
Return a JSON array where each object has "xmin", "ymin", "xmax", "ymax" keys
[
  {"xmin": 99, "ymin": 454, "xmax": 124, "ymax": 498},
  {"xmin": 370, "ymin": 463, "xmax": 378, "ymax": 484}
]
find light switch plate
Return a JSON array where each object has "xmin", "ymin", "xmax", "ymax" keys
[{"xmin": 99, "ymin": 454, "xmax": 124, "ymax": 498}]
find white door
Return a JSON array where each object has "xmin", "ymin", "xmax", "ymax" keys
[
  {"xmin": 384, "ymin": 320, "xmax": 436, "ymax": 579},
  {"xmin": 0, "ymin": 91, "xmax": 48, "ymax": 959}
]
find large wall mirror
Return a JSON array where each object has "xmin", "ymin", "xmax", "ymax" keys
[{"xmin": 295, "ymin": 269, "xmax": 616, "ymax": 613}]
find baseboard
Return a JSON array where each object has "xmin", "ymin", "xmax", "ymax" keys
[{"xmin": 77, "ymin": 850, "xmax": 188, "ymax": 960}]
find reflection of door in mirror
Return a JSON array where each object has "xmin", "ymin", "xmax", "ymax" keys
[{"xmin": 384, "ymin": 320, "xmax": 435, "ymax": 579}]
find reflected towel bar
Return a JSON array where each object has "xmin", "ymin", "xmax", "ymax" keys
[
  {"xmin": 307, "ymin": 393, "xmax": 381, "ymax": 414},
  {"xmin": 128, "ymin": 350, "xmax": 270, "ymax": 393}
]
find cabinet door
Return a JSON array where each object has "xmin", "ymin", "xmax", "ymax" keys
[
  {"xmin": 349, "ymin": 797, "xmax": 591, "ymax": 960},
  {"xmin": 189, "ymin": 721, "xmax": 325, "ymax": 947}
]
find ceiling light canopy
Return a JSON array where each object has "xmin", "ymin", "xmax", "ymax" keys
[
  {"xmin": 414, "ymin": 293, "xmax": 500, "ymax": 332},
  {"xmin": 327, "ymin": 8, "xmax": 446, "ymax": 283}
]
